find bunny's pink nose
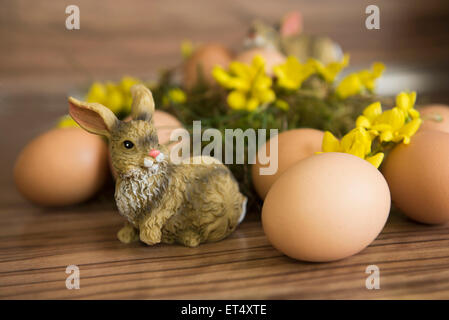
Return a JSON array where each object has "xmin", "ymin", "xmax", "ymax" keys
[{"xmin": 148, "ymin": 149, "xmax": 160, "ymax": 159}]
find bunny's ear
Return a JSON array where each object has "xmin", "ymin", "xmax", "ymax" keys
[
  {"xmin": 130, "ymin": 84, "xmax": 155, "ymax": 121},
  {"xmin": 280, "ymin": 11, "xmax": 303, "ymax": 37},
  {"xmin": 68, "ymin": 97, "xmax": 118, "ymax": 138}
]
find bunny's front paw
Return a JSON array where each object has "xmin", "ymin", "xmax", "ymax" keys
[
  {"xmin": 117, "ymin": 222, "xmax": 139, "ymax": 244},
  {"xmin": 139, "ymin": 227, "xmax": 162, "ymax": 245},
  {"xmin": 139, "ymin": 209, "xmax": 173, "ymax": 246}
]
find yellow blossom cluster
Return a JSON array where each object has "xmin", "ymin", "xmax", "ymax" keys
[
  {"xmin": 213, "ymin": 53, "xmax": 388, "ymax": 112},
  {"xmin": 58, "ymin": 77, "xmax": 187, "ymax": 128},
  {"xmin": 85, "ymin": 77, "xmax": 187, "ymax": 113},
  {"xmin": 58, "ymin": 76, "xmax": 141, "ymax": 128},
  {"xmin": 356, "ymin": 92, "xmax": 421, "ymax": 144},
  {"xmin": 162, "ymin": 88, "xmax": 187, "ymax": 106},
  {"xmin": 213, "ymin": 55, "xmax": 276, "ymax": 111},
  {"xmin": 322, "ymin": 91, "xmax": 421, "ymax": 168},
  {"xmin": 213, "ymin": 54, "xmax": 351, "ymax": 111},
  {"xmin": 273, "ymin": 54, "xmax": 349, "ymax": 90},
  {"xmin": 335, "ymin": 62, "xmax": 385, "ymax": 99},
  {"xmin": 322, "ymin": 127, "xmax": 385, "ymax": 168},
  {"xmin": 85, "ymin": 76, "xmax": 141, "ymax": 114},
  {"xmin": 273, "ymin": 56, "xmax": 315, "ymax": 90}
]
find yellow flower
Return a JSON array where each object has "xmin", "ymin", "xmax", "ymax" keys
[
  {"xmin": 373, "ymin": 109, "xmax": 421, "ymax": 144},
  {"xmin": 324, "ymin": 91, "xmax": 421, "ymax": 169},
  {"xmin": 365, "ymin": 153, "xmax": 385, "ymax": 168},
  {"xmin": 181, "ymin": 40, "xmax": 194, "ymax": 59},
  {"xmin": 396, "ymin": 91, "xmax": 419, "ymax": 119},
  {"xmin": 213, "ymin": 55, "xmax": 275, "ymax": 111},
  {"xmin": 273, "ymin": 56, "xmax": 315, "ymax": 90},
  {"xmin": 371, "ymin": 108, "xmax": 404, "ymax": 140},
  {"xmin": 343, "ymin": 128, "xmax": 371, "ymax": 157},
  {"xmin": 356, "ymin": 92, "xmax": 422, "ymax": 145},
  {"xmin": 357, "ymin": 62, "xmax": 385, "ymax": 91},
  {"xmin": 57, "ymin": 114, "xmax": 79, "ymax": 128},
  {"xmin": 321, "ymin": 131, "xmax": 340, "ymax": 153},
  {"xmin": 336, "ymin": 62, "xmax": 385, "ymax": 99},
  {"xmin": 322, "ymin": 127, "xmax": 384, "ymax": 168},
  {"xmin": 163, "ymin": 88, "xmax": 187, "ymax": 105},
  {"xmin": 85, "ymin": 77, "xmax": 144, "ymax": 115},
  {"xmin": 119, "ymin": 77, "xmax": 142, "ymax": 113},
  {"xmin": 335, "ymin": 74, "xmax": 363, "ymax": 99},
  {"xmin": 355, "ymin": 101, "xmax": 383, "ymax": 128},
  {"xmin": 394, "ymin": 118, "xmax": 422, "ymax": 144},
  {"xmin": 309, "ymin": 54, "xmax": 350, "ymax": 82},
  {"xmin": 120, "ymin": 76, "xmax": 140, "ymax": 93},
  {"xmin": 105, "ymin": 82, "xmax": 124, "ymax": 114},
  {"xmin": 274, "ymin": 99, "xmax": 289, "ymax": 111},
  {"xmin": 323, "ymin": 127, "xmax": 371, "ymax": 158},
  {"xmin": 168, "ymin": 88, "xmax": 187, "ymax": 104},
  {"xmin": 86, "ymin": 82, "xmax": 107, "ymax": 104}
]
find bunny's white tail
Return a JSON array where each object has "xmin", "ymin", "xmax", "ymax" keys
[{"xmin": 238, "ymin": 197, "xmax": 248, "ymax": 225}]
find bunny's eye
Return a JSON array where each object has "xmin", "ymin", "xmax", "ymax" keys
[{"xmin": 123, "ymin": 140, "xmax": 134, "ymax": 149}]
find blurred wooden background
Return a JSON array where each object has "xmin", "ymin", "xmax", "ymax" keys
[
  {"xmin": 1, "ymin": 0, "xmax": 449, "ymax": 299},
  {"xmin": 1, "ymin": 0, "xmax": 449, "ymax": 92}
]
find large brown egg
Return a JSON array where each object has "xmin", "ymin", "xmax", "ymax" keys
[
  {"xmin": 235, "ymin": 48, "xmax": 286, "ymax": 76},
  {"xmin": 382, "ymin": 130, "xmax": 449, "ymax": 224},
  {"xmin": 252, "ymin": 128, "xmax": 324, "ymax": 199},
  {"xmin": 183, "ymin": 44, "xmax": 233, "ymax": 89},
  {"xmin": 109, "ymin": 110, "xmax": 184, "ymax": 179},
  {"xmin": 419, "ymin": 104, "xmax": 449, "ymax": 134},
  {"xmin": 14, "ymin": 128, "xmax": 109, "ymax": 206},
  {"xmin": 262, "ymin": 152, "xmax": 390, "ymax": 262}
]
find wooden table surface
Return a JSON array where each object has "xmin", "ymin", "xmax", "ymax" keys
[{"xmin": 1, "ymin": 0, "xmax": 449, "ymax": 299}]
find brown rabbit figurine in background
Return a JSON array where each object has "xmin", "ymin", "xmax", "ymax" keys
[
  {"xmin": 245, "ymin": 11, "xmax": 343, "ymax": 64},
  {"xmin": 68, "ymin": 84, "xmax": 247, "ymax": 247}
]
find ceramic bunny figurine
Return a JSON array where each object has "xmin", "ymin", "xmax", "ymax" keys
[
  {"xmin": 68, "ymin": 84, "xmax": 247, "ymax": 247},
  {"xmin": 245, "ymin": 11, "xmax": 343, "ymax": 64}
]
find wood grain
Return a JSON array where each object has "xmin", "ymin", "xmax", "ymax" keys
[
  {"xmin": 1, "ymin": 203, "xmax": 449, "ymax": 299},
  {"xmin": 1, "ymin": 0, "xmax": 449, "ymax": 299}
]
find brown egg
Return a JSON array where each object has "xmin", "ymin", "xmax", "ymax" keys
[
  {"xmin": 183, "ymin": 44, "xmax": 233, "ymax": 89},
  {"xmin": 419, "ymin": 104, "xmax": 449, "ymax": 134},
  {"xmin": 262, "ymin": 152, "xmax": 390, "ymax": 262},
  {"xmin": 109, "ymin": 110, "xmax": 184, "ymax": 179},
  {"xmin": 153, "ymin": 110, "xmax": 184, "ymax": 147},
  {"xmin": 252, "ymin": 128, "xmax": 324, "ymax": 199},
  {"xmin": 14, "ymin": 127, "xmax": 108, "ymax": 206},
  {"xmin": 235, "ymin": 48, "xmax": 286, "ymax": 76},
  {"xmin": 382, "ymin": 131, "xmax": 449, "ymax": 224}
]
